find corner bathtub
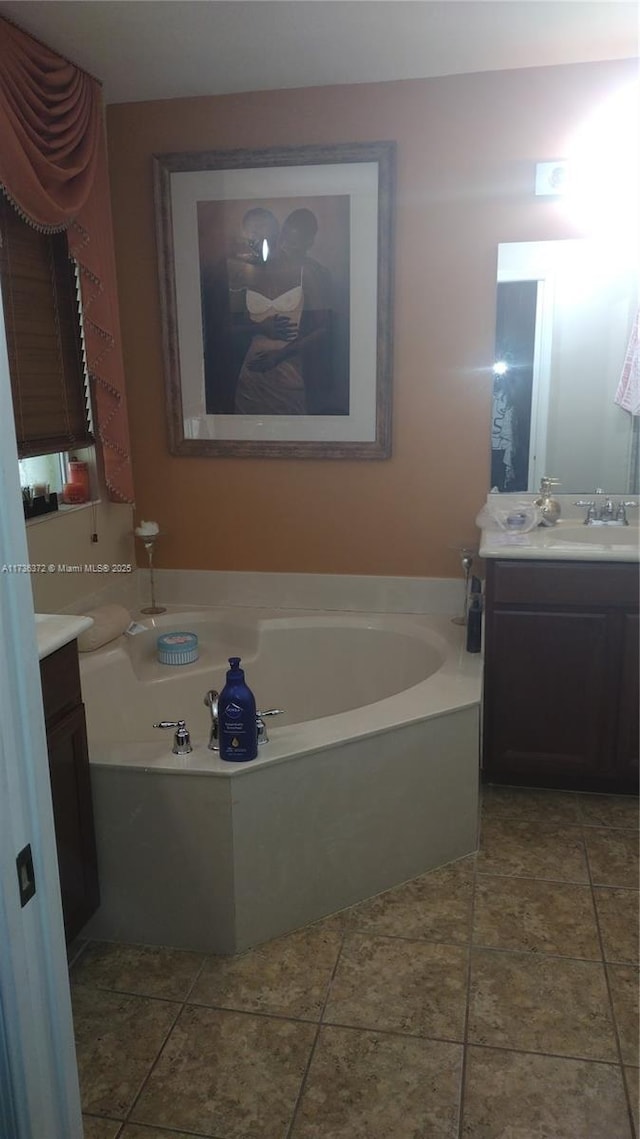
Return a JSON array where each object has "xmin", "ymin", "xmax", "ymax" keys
[{"xmin": 80, "ymin": 608, "xmax": 481, "ymax": 953}]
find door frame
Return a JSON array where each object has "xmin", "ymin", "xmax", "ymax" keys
[{"xmin": 0, "ymin": 292, "xmax": 83, "ymax": 1137}]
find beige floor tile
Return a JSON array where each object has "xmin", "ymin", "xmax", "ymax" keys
[
  {"xmin": 586, "ymin": 829, "xmax": 639, "ymax": 888},
  {"xmin": 468, "ymin": 949, "xmax": 618, "ymax": 1061},
  {"xmin": 578, "ymin": 794, "xmax": 640, "ymax": 830},
  {"xmin": 324, "ymin": 932, "xmax": 467, "ymax": 1041},
  {"xmin": 625, "ymin": 1067, "xmax": 639, "ymax": 1134},
  {"xmin": 72, "ymin": 941, "xmax": 204, "ymax": 1001},
  {"xmin": 290, "ymin": 1024, "xmax": 462, "ymax": 1138},
  {"xmin": 477, "ymin": 817, "xmax": 588, "ymax": 882},
  {"xmin": 131, "ymin": 1004, "xmax": 315, "ymax": 1138},
  {"xmin": 120, "ymin": 1127, "xmax": 199, "ymax": 1138},
  {"xmin": 595, "ymin": 888, "xmax": 640, "ymax": 964},
  {"xmin": 473, "ymin": 875, "xmax": 601, "ymax": 958},
  {"xmin": 82, "ymin": 1118, "xmax": 122, "ymax": 1139},
  {"xmin": 482, "ymin": 785, "xmax": 581, "ymax": 825},
  {"xmin": 347, "ymin": 856, "xmax": 474, "ymax": 944},
  {"xmin": 189, "ymin": 920, "xmax": 343, "ymax": 1020},
  {"xmin": 462, "ymin": 1047, "xmax": 632, "ymax": 1138},
  {"xmin": 608, "ymin": 965, "xmax": 640, "ymax": 1066},
  {"xmin": 72, "ymin": 985, "xmax": 180, "ymax": 1119}
]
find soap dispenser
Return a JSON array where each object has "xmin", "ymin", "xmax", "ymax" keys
[
  {"xmin": 218, "ymin": 657, "xmax": 258, "ymax": 762},
  {"xmin": 534, "ymin": 477, "xmax": 561, "ymax": 527}
]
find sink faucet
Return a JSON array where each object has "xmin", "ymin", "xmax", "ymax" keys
[
  {"xmin": 574, "ymin": 498, "xmax": 638, "ymax": 526},
  {"xmin": 602, "ymin": 498, "xmax": 616, "ymax": 522}
]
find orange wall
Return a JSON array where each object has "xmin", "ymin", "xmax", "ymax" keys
[{"xmin": 106, "ymin": 59, "xmax": 635, "ymax": 577}]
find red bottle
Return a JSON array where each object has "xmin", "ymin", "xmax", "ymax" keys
[{"xmin": 62, "ymin": 458, "xmax": 90, "ymax": 504}]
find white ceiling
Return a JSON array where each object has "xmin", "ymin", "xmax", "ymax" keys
[{"xmin": 0, "ymin": 1, "xmax": 637, "ymax": 105}]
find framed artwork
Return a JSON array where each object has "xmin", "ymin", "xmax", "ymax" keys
[{"xmin": 153, "ymin": 141, "xmax": 395, "ymax": 458}]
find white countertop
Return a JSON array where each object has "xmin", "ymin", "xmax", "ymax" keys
[
  {"xmin": 35, "ymin": 614, "xmax": 94, "ymax": 660},
  {"xmin": 479, "ymin": 520, "xmax": 640, "ymax": 563}
]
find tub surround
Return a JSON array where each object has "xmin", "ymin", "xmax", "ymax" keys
[
  {"xmin": 136, "ymin": 569, "xmax": 465, "ymax": 617},
  {"xmin": 30, "ymin": 569, "xmax": 465, "ymax": 624},
  {"xmin": 26, "ymin": 498, "xmax": 135, "ymax": 614},
  {"xmin": 80, "ymin": 608, "xmax": 481, "ymax": 953},
  {"xmin": 86, "ymin": 712, "xmax": 478, "ymax": 954}
]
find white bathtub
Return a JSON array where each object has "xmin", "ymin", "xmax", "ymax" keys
[{"xmin": 80, "ymin": 607, "xmax": 481, "ymax": 953}]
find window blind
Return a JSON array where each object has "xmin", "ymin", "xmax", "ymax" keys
[{"xmin": 0, "ymin": 195, "xmax": 93, "ymax": 457}]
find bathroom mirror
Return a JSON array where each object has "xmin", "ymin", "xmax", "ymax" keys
[{"xmin": 491, "ymin": 239, "xmax": 638, "ymax": 495}]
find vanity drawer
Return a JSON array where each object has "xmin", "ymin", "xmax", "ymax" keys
[{"xmin": 489, "ymin": 560, "xmax": 640, "ymax": 609}]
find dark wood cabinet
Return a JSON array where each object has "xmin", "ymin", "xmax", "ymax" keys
[
  {"xmin": 616, "ymin": 612, "xmax": 639, "ymax": 784},
  {"xmin": 482, "ymin": 560, "xmax": 639, "ymax": 793},
  {"xmin": 40, "ymin": 640, "xmax": 99, "ymax": 941}
]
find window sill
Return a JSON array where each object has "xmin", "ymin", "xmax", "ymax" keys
[{"xmin": 25, "ymin": 499, "xmax": 101, "ymax": 527}]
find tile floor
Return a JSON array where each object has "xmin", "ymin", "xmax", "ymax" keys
[{"xmin": 72, "ymin": 786, "xmax": 639, "ymax": 1139}]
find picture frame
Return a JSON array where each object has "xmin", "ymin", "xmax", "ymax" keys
[{"xmin": 153, "ymin": 141, "xmax": 395, "ymax": 458}]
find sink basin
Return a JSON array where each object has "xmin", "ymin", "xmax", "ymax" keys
[{"xmin": 546, "ymin": 524, "xmax": 640, "ymax": 546}]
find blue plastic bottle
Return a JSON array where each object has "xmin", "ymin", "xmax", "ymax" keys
[{"xmin": 218, "ymin": 657, "xmax": 258, "ymax": 761}]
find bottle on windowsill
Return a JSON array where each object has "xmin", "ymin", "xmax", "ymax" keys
[{"xmin": 62, "ymin": 457, "xmax": 90, "ymax": 504}]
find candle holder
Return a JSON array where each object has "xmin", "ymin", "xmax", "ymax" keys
[
  {"xmin": 451, "ymin": 546, "xmax": 477, "ymax": 626},
  {"xmin": 135, "ymin": 530, "xmax": 166, "ymax": 615}
]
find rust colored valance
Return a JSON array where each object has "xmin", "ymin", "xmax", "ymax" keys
[{"xmin": 0, "ymin": 16, "xmax": 133, "ymax": 503}]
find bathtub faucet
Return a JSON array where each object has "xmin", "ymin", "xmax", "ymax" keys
[
  {"xmin": 256, "ymin": 707, "xmax": 286, "ymax": 744},
  {"xmin": 153, "ymin": 719, "xmax": 192, "ymax": 755},
  {"xmin": 204, "ymin": 689, "xmax": 219, "ymax": 750},
  {"xmin": 204, "ymin": 689, "xmax": 284, "ymax": 750}
]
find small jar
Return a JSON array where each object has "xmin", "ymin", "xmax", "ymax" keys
[{"xmin": 63, "ymin": 458, "xmax": 90, "ymax": 504}]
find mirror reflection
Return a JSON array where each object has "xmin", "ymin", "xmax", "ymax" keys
[{"xmin": 491, "ymin": 239, "xmax": 638, "ymax": 494}]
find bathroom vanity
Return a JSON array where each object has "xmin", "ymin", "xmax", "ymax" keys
[
  {"xmin": 37, "ymin": 618, "xmax": 99, "ymax": 942},
  {"xmin": 480, "ymin": 521, "xmax": 639, "ymax": 793}
]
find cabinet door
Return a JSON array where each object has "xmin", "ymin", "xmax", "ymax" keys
[
  {"xmin": 46, "ymin": 704, "xmax": 99, "ymax": 942},
  {"xmin": 616, "ymin": 612, "xmax": 639, "ymax": 786},
  {"xmin": 483, "ymin": 609, "xmax": 611, "ymax": 786}
]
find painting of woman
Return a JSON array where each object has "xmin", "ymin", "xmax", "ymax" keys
[{"xmin": 232, "ymin": 208, "xmax": 332, "ymax": 415}]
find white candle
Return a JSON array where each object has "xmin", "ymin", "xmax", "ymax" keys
[{"xmin": 135, "ymin": 520, "xmax": 160, "ymax": 537}]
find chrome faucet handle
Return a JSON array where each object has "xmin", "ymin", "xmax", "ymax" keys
[
  {"xmin": 256, "ymin": 708, "xmax": 285, "ymax": 746},
  {"xmin": 153, "ymin": 719, "xmax": 192, "ymax": 755},
  {"xmin": 204, "ymin": 689, "xmax": 219, "ymax": 751},
  {"xmin": 616, "ymin": 501, "xmax": 638, "ymax": 525},
  {"xmin": 574, "ymin": 500, "xmax": 596, "ymax": 524}
]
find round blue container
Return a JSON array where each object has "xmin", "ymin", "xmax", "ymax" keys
[{"xmin": 156, "ymin": 631, "xmax": 199, "ymax": 666}]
